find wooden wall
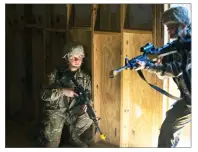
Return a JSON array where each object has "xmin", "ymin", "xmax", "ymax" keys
[
  {"xmin": 6, "ymin": 4, "xmax": 171, "ymax": 147},
  {"xmin": 93, "ymin": 32, "xmax": 121, "ymax": 145},
  {"xmin": 6, "ymin": 4, "xmax": 67, "ymax": 123},
  {"xmin": 6, "ymin": 4, "xmax": 29, "ymax": 119},
  {"xmin": 121, "ymin": 31, "xmax": 162, "ymax": 147}
]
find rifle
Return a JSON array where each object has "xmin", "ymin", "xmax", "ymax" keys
[
  {"xmin": 70, "ymin": 77, "xmax": 106, "ymax": 141},
  {"xmin": 44, "ymin": 76, "xmax": 106, "ymax": 140},
  {"xmin": 110, "ymin": 39, "xmax": 191, "ymax": 100}
]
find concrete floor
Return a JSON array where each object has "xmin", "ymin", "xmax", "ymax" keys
[{"xmin": 6, "ymin": 119, "xmax": 118, "ymax": 148}]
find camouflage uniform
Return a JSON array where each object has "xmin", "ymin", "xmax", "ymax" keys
[
  {"xmin": 145, "ymin": 6, "xmax": 191, "ymax": 147},
  {"xmin": 38, "ymin": 42, "xmax": 93, "ymax": 147}
]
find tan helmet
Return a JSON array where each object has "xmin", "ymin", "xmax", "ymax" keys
[
  {"xmin": 162, "ymin": 6, "xmax": 190, "ymax": 26},
  {"xmin": 62, "ymin": 41, "xmax": 85, "ymax": 59}
]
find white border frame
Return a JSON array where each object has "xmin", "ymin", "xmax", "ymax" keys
[{"xmin": 2, "ymin": 0, "xmax": 196, "ymax": 151}]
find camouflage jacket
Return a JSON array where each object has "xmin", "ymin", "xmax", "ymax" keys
[
  {"xmin": 146, "ymin": 36, "xmax": 191, "ymax": 97},
  {"xmin": 40, "ymin": 67, "xmax": 92, "ymax": 119}
]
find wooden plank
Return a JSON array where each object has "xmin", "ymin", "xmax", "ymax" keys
[
  {"xmin": 73, "ymin": 4, "xmax": 92, "ymax": 27},
  {"xmin": 121, "ymin": 31, "xmax": 163, "ymax": 147},
  {"xmin": 152, "ymin": 4, "xmax": 164, "ymax": 146},
  {"xmin": 123, "ymin": 29, "xmax": 152, "ymax": 34},
  {"xmin": 50, "ymin": 4, "xmax": 67, "ymax": 68},
  {"xmin": 98, "ymin": 4, "xmax": 120, "ymax": 32},
  {"xmin": 66, "ymin": 4, "xmax": 72, "ymax": 41},
  {"xmin": 23, "ymin": 5, "xmax": 33, "ymax": 120},
  {"xmin": 45, "ymin": 31, "xmax": 53, "ymax": 74},
  {"xmin": 92, "ymin": 34, "xmax": 101, "ymax": 143},
  {"xmin": 6, "ymin": 4, "xmax": 24, "ymax": 117},
  {"xmin": 91, "ymin": 4, "xmax": 99, "ymax": 31},
  {"xmin": 125, "ymin": 4, "xmax": 152, "ymax": 30},
  {"xmin": 32, "ymin": 4, "xmax": 45, "ymax": 121},
  {"xmin": 66, "ymin": 4, "xmax": 72, "ymax": 29},
  {"xmin": 71, "ymin": 27, "xmax": 91, "ymax": 31},
  {"xmin": 51, "ymin": 32, "xmax": 66, "ymax": 68},
  {"xmin": 119, "ymin": 4, "xmax": 130, "ymax": 148},
  {"xmin": 94, "ymin": 31, "xmax": 120, "ymax": 35},
  {"xmin": 93, "ymin": 33, "xmax": 121, "ymax": 146},
  {"xmin": 51, "ymin": 4, "xmax": 67, "ymax": 29},
  {"xmin": 6, "ymin": 4, "xmax": 14, "ymax": 117},
  {"xmin": 32, "ymin": 4, "xmax": 45, "ymax": 26},
  {"xmin": 91, "ymin": 4, "xmax": 100, "ymax": 142}
]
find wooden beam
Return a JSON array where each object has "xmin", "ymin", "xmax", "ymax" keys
[
  {"xmin": 94, "ymin": 31, "xmax": 120, "ymax": 35},
  {"xmin": 91, "ymin": 4, "xmax": 100, "ymax": 143},
  {"xmin": 43, "ymin": 5, "xmax": 47, "ymax": 77},
  {"xmin": 120, "ymin": 4, "xmax": 130, "ymax": 148},
  {"xmin": 123, "ymin": 29, "xmax": 152, "ymax": 34},
  {"xmin": 120, "ymin": 4, "xmax": 127, "ymax": 31},
  {"xmin": 152, "ymin": 4, "xmax": 166, "ymax": 146},
  {"xmin": 23, "ymin": 4, "xmax": 34, "ymax": 120},
  {"xmin": 91, "ymin": 4, "xmax": 99, "ymax": 31},
  {"xmin": 66, "ymin": 4, "xmax": 73, "ymax": 40}
]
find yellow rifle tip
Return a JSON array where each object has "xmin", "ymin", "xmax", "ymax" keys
[{"xmin": 100, "ymin": 134, "xmax": 106, "ymax": 140}]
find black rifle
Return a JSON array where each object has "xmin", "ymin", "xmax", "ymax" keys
[{"xmin": 70, "ymin": 77, "xmax": 106, "ymax": 140}]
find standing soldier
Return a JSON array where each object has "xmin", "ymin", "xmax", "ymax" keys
[
  {"xmin": 38, "ymin": 41, "xmax": 93, "ymax": 148},
  {"xmin": 136, "ymin": 6, "xmax": 191, "ymax": 147}
]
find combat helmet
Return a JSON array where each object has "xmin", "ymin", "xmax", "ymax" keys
[
  {"xmin": 162, "ymin": 6, "xmax": 190, "ymax": 26},
  {"xmin": 62, "ymin": 41, "xmax": 85, "ymax": 59}
]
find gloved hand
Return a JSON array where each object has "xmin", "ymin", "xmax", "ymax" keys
[
  {"xmin": 61, "ymin": 88, "xmax": 79, "ymax": 97},
  {"xmin": 135, "ymin": 59, "xmax": 147, "ymax": 71}
]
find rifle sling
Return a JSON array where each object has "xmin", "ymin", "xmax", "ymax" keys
[{"xmin": 137, "ymin": 70, "xmax": 182, "ymax": 101}]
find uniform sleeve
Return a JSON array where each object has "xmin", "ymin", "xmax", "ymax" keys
[
  {"xmin": 85, "ymin": 74, "xmax": 93, "ymax": 106},
  {"xmin": 145, "ymin": 53, "xmax": 183, "ymax": 78},
  {"xmin": 186, "ymin": 52, "xmax": 191, "ymax": 84},
  {"xmin": 40, "ymin": 69, "xmax": 63, "ymax": 102}
]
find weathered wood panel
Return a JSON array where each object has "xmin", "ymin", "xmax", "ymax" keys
[
  {"xmin": 95, "ymin": 4, "xmax": 120, "ymax": 32},
  {"xmin": 51, "ymin": 32, "xmax": 66, "ymax": 68},
  {"xmin": 51, "ymin": 4, "xmax": 67, "ymax": 29},
  {"xmin": 6, "ymin": 4, "xmax": 25, "ymax": 117},
  {"xmin": 93, "ymin": 33, "xmax": 121, "ymax": 146},
  {"xmin": 152, "ymin": 4, "xmax": 165, "ymax": 146},
  {"xmin": 73, "ymin": 4, "xmax": 92, "ymax": 27},
  {"xmin": 125, "ymin": 4, "xmax": 152, "ymax": 30},
  {"xmin": 32, "ymin": 4, "xmax": 45, "ymax": 121},
  {"xmin": 121, "ymin": 31, "xmax": 163, "ymax": 147}
]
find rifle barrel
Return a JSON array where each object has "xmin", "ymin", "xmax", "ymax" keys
[{"xmin": 110, "ymin": 66, "xmax": 128, "ymax": 78}]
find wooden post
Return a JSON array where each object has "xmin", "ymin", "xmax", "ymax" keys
[
  {"xmin": 91, "ymin": 4, "xmax": 100, "ymax": 143},
  {"xmin": 66, "ymin": 4, "xmax": 73, "ymax": 41},
  {"xmin": 119, "ymin": 4, "xmax": 130, "ymax": 147}
]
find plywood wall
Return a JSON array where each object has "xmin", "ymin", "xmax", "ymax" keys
[
  {"xmin": 6, "ymin": 4, "xmax": 26, "ymax": 117},
  {"xmin": 121, "ymin": 31, "xmax": 163, "ymax": 147},
  {"xmin": 31, "ymin": 4, "xmax": 46, "ymax": 122},
  {"xmin": 97, "ymin": 4, "xmax": 120, "ymax": 32},
  {"xmin": 93, "ymin": 33, "xmax": 121, "ymax": 146}
]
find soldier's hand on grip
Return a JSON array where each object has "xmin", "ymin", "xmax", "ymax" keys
[{"xmin": 61, "ymin": 88, "xmax": 79, "ymax": 97}]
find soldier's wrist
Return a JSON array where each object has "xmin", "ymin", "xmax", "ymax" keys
[{"xmin": 59, "ymin": 88, "xmax": 64, "ymax": 96}]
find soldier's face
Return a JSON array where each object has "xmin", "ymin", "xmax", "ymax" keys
[
  {"xmin": 166, "ymin": 23, "xmax": 179, "ymax": 38},
  {"xmin": 68, "ymin": 55, "xmax": 83, "ymax": 68}
]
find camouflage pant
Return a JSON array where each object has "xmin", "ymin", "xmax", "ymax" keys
[
  {"xmin": 39, "ymin": 111, "xmax": 93, "ymax": 147},
  {"xmin": 158, "ymin": 98, "xmax": 191, "ymax": 147}
]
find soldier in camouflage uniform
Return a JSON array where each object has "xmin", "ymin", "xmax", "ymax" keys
[
  {"xmin": 136, "ymin": 6, "xmax": 191, "ymax": 147},
  {"xmin": 38, "ymin": 41, "xmax": 93, "ymax": 148}
]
